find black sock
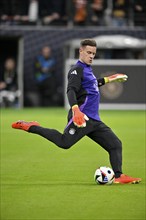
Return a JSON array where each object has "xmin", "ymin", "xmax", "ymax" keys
[{"xmin": 115, "ymin": 172, "xmax": 122, "ymax": 178}]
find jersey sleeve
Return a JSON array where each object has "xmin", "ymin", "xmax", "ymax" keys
[
  {"xmin": 97, "ymin": 78, "xmax": 106, "ymax": 87},
  {"xmin": 67, "ymin": 89, "xmax": 77, "ymax": 107},
  {"xmin": 67, "ymin": 65, "xmax": 83, "ymax": 107}
]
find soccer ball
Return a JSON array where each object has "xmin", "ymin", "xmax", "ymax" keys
[{"xmin": 94, "ymin": 166, "xmax": 115, "ymax": 185}]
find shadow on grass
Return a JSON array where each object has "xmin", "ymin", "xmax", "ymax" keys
[{"xmin": 2, "ymin": 181, "xmax": 142, "ymax": 187}]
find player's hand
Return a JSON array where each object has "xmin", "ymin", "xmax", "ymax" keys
[
  {"xmin": 105, "ymin": 74, "xmax": 128, "ymax": 83},
  {"xmin": 72, "ymin": 105, "xmax": 89, "ymax": 128}
]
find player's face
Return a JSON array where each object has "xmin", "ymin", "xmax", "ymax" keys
[{"xmin": 79, "ymin": 46, "xmax": 96, "ymax": 65}]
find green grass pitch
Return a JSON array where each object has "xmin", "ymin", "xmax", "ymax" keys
[{"xmin": 1, "ymin": 108, "xmax": 145, "ymax": 220}]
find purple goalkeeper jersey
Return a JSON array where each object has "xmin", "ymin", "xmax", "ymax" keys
[{"xmin": 67, "ymin": 60, "xmax": 101, "ymax": 121}]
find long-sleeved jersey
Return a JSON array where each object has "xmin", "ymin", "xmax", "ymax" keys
[{"xmin": 67, "ymin": 60, "xmax": 105, "ymax": 121}]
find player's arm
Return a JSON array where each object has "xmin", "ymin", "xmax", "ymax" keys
[
  {"xmin": 67, "ymin": 91, "xmax": 89, "ymax": 128},
  {"xmin": 97, "ymin": 73, "xmax": 128, "ymax": 87},
  {"xmin": 67, "ymin": 66, "xmax": 83, "ymax": 107},
  {"xmin": 67, "ymin": 67, "xmax": 89, "ymax": 128}
]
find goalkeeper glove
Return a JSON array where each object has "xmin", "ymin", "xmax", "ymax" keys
[
  {"xmin": 104, "ymin": 74, "xmax": 128, "ymax": 83},
  {"xmin": 72, "ymin": 105, "xmax": 89, "ymax": 128}
]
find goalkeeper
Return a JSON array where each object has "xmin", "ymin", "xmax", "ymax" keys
[{"xmin": 12, "ymin": 39, "xmax": 141, "ymax": 184}]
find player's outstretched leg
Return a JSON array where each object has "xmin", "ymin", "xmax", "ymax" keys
[
  {"xmin": 11, "ymin": 119, "xmax": 88, "ymax": 150},
  {"xmin": 12, "ymin": 120, "xmax": 72, "ymax": 149}
]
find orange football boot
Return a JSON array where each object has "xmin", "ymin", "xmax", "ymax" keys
[
  {"xmin": 114, "ymin": 174, "xmax": 141, "ymax": 184},
  {"xmin": 12, "ymin": 120, "xmax": 40, "ymax": 131}
]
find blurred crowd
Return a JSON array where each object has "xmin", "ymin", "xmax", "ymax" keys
[
  {"xmin": 0, "ymin": 45, "xmax": 60, "ymax": 107},
  {"xmin": 0, "ymin": 0, "xmax": 146, "ymax": 27},
  {"xmin": 0, "ymin": 57, "xmax": 20, "ymax": 107}
]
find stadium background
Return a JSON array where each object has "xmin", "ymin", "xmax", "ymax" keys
[
  {"xmin": 0, "ymin": 27, "xmax": 145, "ymax": 106},
  {"xmin": 0, "ymin": 0, "xmax": 146, "ymax": 108}
]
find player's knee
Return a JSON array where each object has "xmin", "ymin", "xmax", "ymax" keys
[
  {"xmin": 57, "ymin": 135, "xmax": 74, "ymax": 149},
  {"xmin": 58, "ymin": 142, "xmax": 72, "ymax": 150},
  {"xmin": 117, "ymin": 138, "xmax": 122, "ymax": 149},
  {"xmin": 63, "ymin": 145, "xmax": 72, "ymax": 149},
  {"xmin": 114, "ymin": 138, "xmax": 122, "ymax": 151},
  {"xmin": 109, "ymin": 138, "xmax": 122, "ymax": 152}
]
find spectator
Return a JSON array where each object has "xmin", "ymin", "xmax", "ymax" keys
[
  {"xmin": 112, "ymin": 0, "xmax": 129, "ymax": 27},
  {"xmin": 0, "ymin": 0, "xmax": 29, "ymax": 25},
  {"xmin": 39, "ymin": 0, "xmax": 67, "ymax": 25},
  {"xmin": 34, "ymin": 46, "xmax": 56, "ymax": 106},
  {"xmin": 133, "ymin": 0, "xmax": 146, "ymax": 26},
  {"xmin": 0, "ymin": 58, "xmax": 20, "ymax": 107},
  {"xmin": 72, "ymin": 0, "xmax": 108, "ymax": 26},
  {"xmin": 90, "ymin": 0, "xmax": 107, "ymax": 26},
  {"xmin": 73, "ymin": 0, "xmax": 87, "ymax": 25}
]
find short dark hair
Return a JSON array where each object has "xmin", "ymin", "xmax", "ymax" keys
[{"xmin": 80, "ymin": 39, "xmax": 97, "ymax": 47}]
